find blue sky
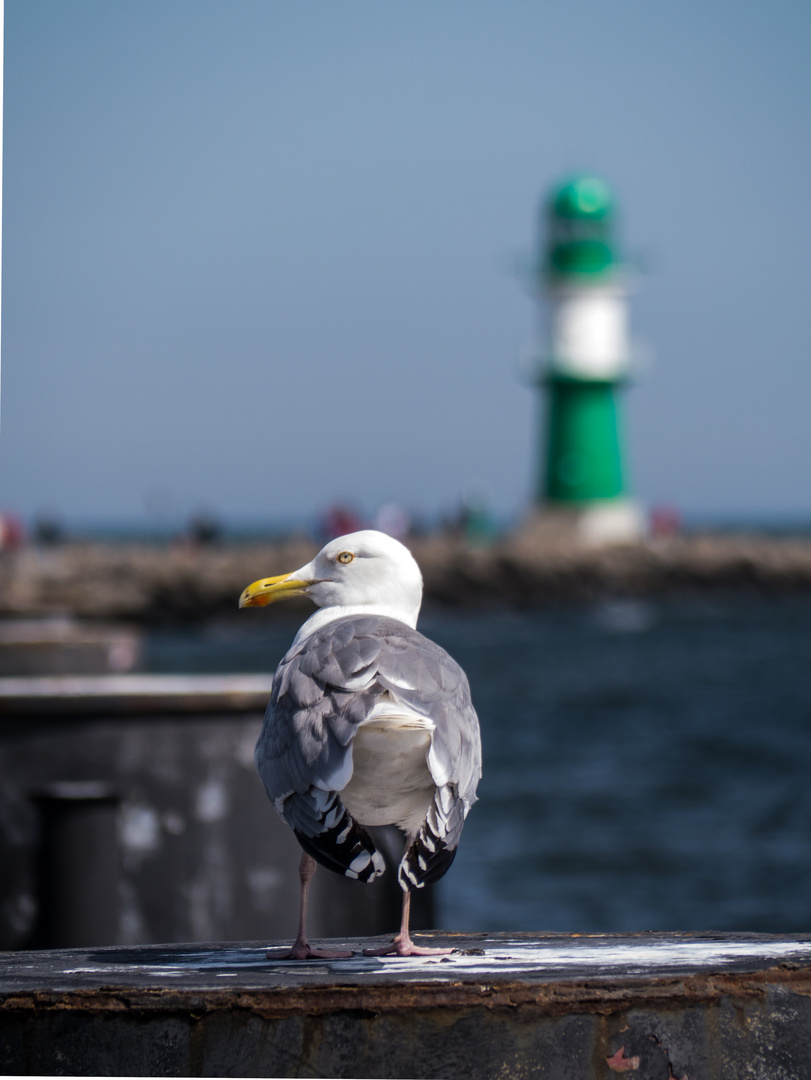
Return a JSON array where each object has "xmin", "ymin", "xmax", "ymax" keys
[{"xmin": 2, "ymin": 1, "xmax": 810, "ymax": 532}]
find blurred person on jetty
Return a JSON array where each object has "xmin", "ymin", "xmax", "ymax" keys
[{"xmin": 319, "ymin": 505, "xmax": 365, "ymax": 542}]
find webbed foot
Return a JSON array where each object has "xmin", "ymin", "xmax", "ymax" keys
[{"xmin": 363, "ymin": 936, "xmax": 455, "ymax": 957}]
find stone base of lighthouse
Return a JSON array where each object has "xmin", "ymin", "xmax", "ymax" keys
[{"xmin": 517, "ymin": 499, "xmax": 646, "ymax": 550}]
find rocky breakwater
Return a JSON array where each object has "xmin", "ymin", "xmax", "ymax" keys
[{"xmin": 2, "ymin": 529, "xmax": 811, "ymax": 624}]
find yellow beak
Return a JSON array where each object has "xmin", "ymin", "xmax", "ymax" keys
[{"xmin": 238, "ymin": 573, "xmax": 311, "ymax": 609}]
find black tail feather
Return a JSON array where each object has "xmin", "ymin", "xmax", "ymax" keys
[
  {"xmin": 294, "ymin": 810, "xmax": 385, "ymax": 883},
  {"xmin": 399, "ymin": 833, "xmax": 456, "ymax": 891}
]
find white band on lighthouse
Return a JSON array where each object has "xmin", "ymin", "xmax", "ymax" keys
[{"xmin": 548, "ymin": 284, "xmax": 629, "ymax": 380}]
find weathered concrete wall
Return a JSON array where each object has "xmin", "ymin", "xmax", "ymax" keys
[
  {"xmin": 3, "ymin": 934, "xmax": 811, "ymax": 1077},
  {"xmin": 0, "ymin": 618, "xmax": 141, "ymax": 676},
  {"xmin": 0, "ymin": 676, "xmax": 431, "ymax": 950}
]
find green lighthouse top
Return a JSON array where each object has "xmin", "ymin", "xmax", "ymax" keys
[
  {"xmin": 551, "ymin": 176, "xmax": 614, "ymax": 220},
  {"xmin": 544, "ymin": 174, "xmax": 620, "ymax": 280}
]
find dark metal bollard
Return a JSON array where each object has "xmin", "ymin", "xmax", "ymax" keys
[{"xmin": 31, "ymin": 781, "xmax": 121, "ymax": 949}]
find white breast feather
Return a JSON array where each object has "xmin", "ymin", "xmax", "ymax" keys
[{"xmin": 340, "ymin": 703, "xmax": 435, "ymax": 836}]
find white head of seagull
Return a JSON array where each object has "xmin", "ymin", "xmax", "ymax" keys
[{"xmin": 239, "ymin": 530, "xmax": 423, "ymax": 641}]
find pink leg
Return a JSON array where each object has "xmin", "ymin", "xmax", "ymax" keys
[
  {"xmin": 363, "ymin": 888, "xmax": 454, "ymax": 958},
  {"xmin": 267, "ymin": 852, "xmax": 353, "ymax": 960}
]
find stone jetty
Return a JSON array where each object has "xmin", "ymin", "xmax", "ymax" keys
[{"xmin": 2, "ymin": 526, "xmax": 811, "ymax": 624}]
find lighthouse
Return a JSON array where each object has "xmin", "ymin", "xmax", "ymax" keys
[{"xmin": 528, "ymin": 175, "xmax": 644, "ymax": 545}]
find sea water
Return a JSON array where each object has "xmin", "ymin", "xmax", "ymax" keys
[{"xmin": 142, "ymin": 592, "xmax": 811, "ymax": 934}]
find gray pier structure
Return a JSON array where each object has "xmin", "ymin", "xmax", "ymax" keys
[
  {"xmin": 3, "ymin": 933, "xmax": 811, "ymax": 1077},
  {"xmin": 0, "ymin": 673, "xmax": 430, "ymax": 951},
  {"xmin": 4, "ymin": 666, "xmax": 811, "ymax": 1076}
]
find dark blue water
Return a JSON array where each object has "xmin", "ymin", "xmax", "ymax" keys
[{"xmin": 142, "ymin": 593, "xmax": 811, "ymax": 934}]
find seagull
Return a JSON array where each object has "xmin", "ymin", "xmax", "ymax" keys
[{"xmin": 239, "ymin": 529, "xmax": 482, "ymax": 959}]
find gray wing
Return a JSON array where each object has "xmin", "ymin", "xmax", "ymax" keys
[
  {"xmin": 372, "ymin": 620, "xmax": 482, "ymax": 889},
  {"xmin": 254, "ymin": 615, "xmax": 482, "ymax": 889}
]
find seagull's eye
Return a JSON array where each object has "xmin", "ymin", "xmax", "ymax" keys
[{"xmin": 336, "ymin": 551, "xmax": 355, "ymax": 565}]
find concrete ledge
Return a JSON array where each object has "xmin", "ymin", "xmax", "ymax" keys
[
  {"xmin": 3, "ymin": 932, "xmax": 811, "ymax": 1077},
  {"xmin": 0, "ymin": 674, "xmax": 276, "ymax": 715}
]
